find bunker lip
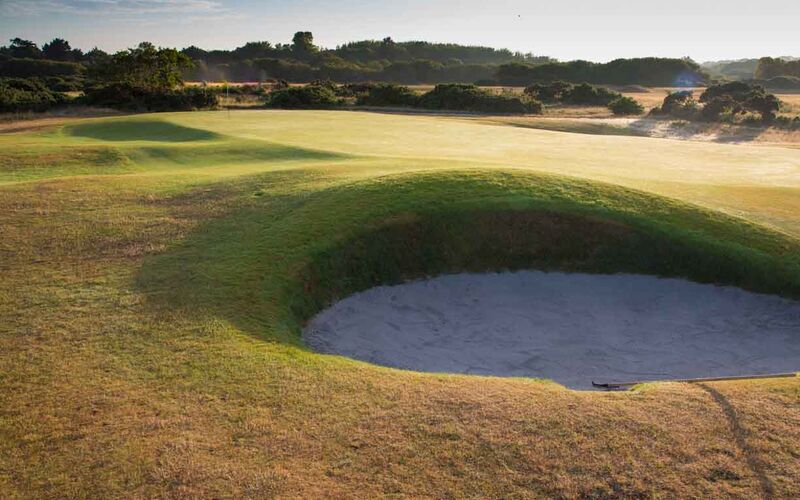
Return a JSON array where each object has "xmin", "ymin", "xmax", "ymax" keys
[{"xmin": 303, "ymin": 271, "xmax": 800, "ymax": 390}]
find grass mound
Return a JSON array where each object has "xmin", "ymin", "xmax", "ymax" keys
[
  {"xmin": 138, "ymin": 170, "xmax": 800, "ymax": 346},
  {"xmin": 66, "ymin": 118, "xmax": 220, "ymax": 142}
]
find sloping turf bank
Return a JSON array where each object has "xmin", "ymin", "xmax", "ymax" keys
[{"xmin": 138, "ymin": 169, "xmax": 800, "ymax": 347}]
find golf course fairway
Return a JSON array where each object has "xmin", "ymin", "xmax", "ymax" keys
[{"xmin": 2, "ymin": 110, "xmax": 799, "ymax": 497}]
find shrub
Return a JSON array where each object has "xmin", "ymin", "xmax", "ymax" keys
[
  {"xmin": 356, "ymin": 83, "xmax": 418, "ymax": 107},
  {"xmin": 745, "ymin": 92, "xmax": 781, "ymax": 123},
  {"xmin": 608, "ymin": 96, "xmax": 644, "ymax": 116},
  {"xmin": 699, "ymin": 82, "xmax": 754, "ymax": 103},
  {"xmin": 651, "ymin": 91, "xmax": 698, "ymax": 119},
  {"xmin": 341, "ymin": 82, "xmax": 378, "ymax": 95},
  {"xmin": 775, "ymin": 115, "xmax": 800, "ymax": 130},
  {"xmin": 83, "ymin": 82, "xmax": 218, "ymax": 111},
  {"xmin": 417, "ymin": 84, "xmax": 540, "ymax": 114},
  {"xmin": 700, "ymin": 82, "xmax": 781, "ymax": 123},
  {"xmin": 561, "ymin": 83, "xmax": 621, "ymax": 106},
  {"xmin": 266, "ymin": 84, "xmax": 339, "ymax": 109},
  {"xmin": 309, "ymin": 79, "xmax": 339, "ymax": 93},
  {"xmin": 44, "ymin": 76, "xmax": 83, "ymax": 92},
  {"xmin": 700, "ymin": 95, "xmax": 740, "ymax": 122},
  {"xmin": 523, "ymin": 81, "xmax": 573, "ymax": 103},
  {"xmin": 0, "ymin": 58, "xmax": 84, "ymax": 78},
  {"xmin": 0, "ymin": 77, "xmax": 68, "ymax": 112}
]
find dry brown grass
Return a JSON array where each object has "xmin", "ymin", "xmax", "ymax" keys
[{"xmin": 1, "ymin": 174, "xmax": 798, "ymax": 498}]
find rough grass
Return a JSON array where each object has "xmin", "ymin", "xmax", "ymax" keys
[{"xmin": 1, "ymin": 110, "xmax": 799, "ymax": 498}]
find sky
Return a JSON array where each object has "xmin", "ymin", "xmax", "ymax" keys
[{"xmin": 0, "ymin": 0, "xmax": 799, "ymax": 62}]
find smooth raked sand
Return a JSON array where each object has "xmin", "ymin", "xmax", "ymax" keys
[{"xmin": 304, "ymin": 272, "xmax": 800, "ymax": 389}]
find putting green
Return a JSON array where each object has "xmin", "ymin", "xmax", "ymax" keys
[{"xmin": 1, "ymin": 110, "xmax": 799, "ymax": 497}]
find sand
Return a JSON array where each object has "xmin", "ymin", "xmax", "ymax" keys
[{"xmin": 303, "ymin": 272, "xmax": 800, "ymax": 389}]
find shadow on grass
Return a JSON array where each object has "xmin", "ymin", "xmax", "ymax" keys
[
  {"xmin": 66, "ymin": 119, "xmax": 222, "ymax": 142},
  {"xmin": 125, "ymin": 141, "xmax": 351, "ymax": 167}
]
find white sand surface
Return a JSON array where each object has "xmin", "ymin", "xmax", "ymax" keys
[{"xmin": 303, "ymin": 272, "xmax": 800, "ymax": 389}]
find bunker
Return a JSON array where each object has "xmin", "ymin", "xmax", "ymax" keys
[{"xmin": 304, "ymin": 271, "xmax": 800, "ymax": 389}]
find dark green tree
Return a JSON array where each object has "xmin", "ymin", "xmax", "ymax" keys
[
  {"xmin": 93, "ymin": 42, "xmax": 194, "ymax": 90},
  {"xmin": 291, "ymin": 32, "xmax": 318, "ymax": 60},
  {"xmin": 83, "ymin": 47, "xmax": 110, "ymax": 66},
  {"xmin": 8, "ymin": 38, "xmax": 41, "ymax": 59},
  {"xmin": 42, "ymin": 38, "xmax": 73, "ymax": 61}
]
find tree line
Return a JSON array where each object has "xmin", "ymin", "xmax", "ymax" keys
[
  {"xmin": 496, "ymin": 58, "xmax": 707, "ymax": 86},
  {"xmin": 2, "ymin": 33, "xmax": 708, "ymax": 87}
]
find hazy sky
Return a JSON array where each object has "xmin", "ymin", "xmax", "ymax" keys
[{"xmin": 1, "ymin": 0, "xmax": 798, "ymax": 62}]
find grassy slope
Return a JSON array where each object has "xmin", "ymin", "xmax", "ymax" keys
[{"xmin": 1, "ymin": 111, "xmax": 799, "ymax": 498}]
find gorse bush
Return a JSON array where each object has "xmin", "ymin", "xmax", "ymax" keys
[
  {"xmin": 524, "ymin": 81, "xmax": 631, "ymax": 110},
  {"xmin": 561, "ymin": 83, "xmax": 621, "ymax": 106},
  {"xmin": 417, "ymin": 84, "xmax": 541, "ymax": 114},
  {"xmin": 44, "ymin": 76, "xmax": 82, "ymax": 92},
  {"xmin": 355, "ymin": 83, "xmax": 418, "ymax": 107},
  {"xmin": 267, "ymin": 82, "xmax": 542, "ymax": 114},
  {"xmin": 83, "ymin": 82, "xmax": 217, "ymax": 111},
  {"xmin": 523, "ymin": 81, "xmax": 573, "ymax": 103},
  {"xmin": 0, "ymin": 77, "xmax": 68, "ymax": 112},
  {"xmin": 0, "ymin": 57, "xmax": 84, "ymax": 78},
  {"xmin": 608, "ymin": 96, "xmax": 644, "ymax": 116},
  {"xmin": 699, "ymin": 83, "xmax": 781, "ymax": 123},
  {"xmin": 650, "ymin": 83, "xmax": 785, "ymax": 125},
  {"xmin": 266, "ymin": 84, "xmax": 340, "ymax": 108},
  {"xmin": 650, "ymin": 91, "xmax": 699, "ymax": 120}
]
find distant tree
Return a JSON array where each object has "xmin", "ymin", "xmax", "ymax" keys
[
  {"xmin": 42, "ymin": 38, "xmax": 73, "ymax": 61},
  {"xmin": 496, "ymin": 58, "xmax": 706, "ymax": 87},
  {"xmin": 92, "ymin": 42, "xmax": 194, "ymax": 90},
  {"xmin": 8, "ymin": 38, "xmax": 41, "ymax": 59},
  {"xmin": 755, "ymin": 57, "xmax": 800, "ymax": 79},
  {"xmin": 182, "ymin": 45, "xmax": 208, "ymax": 60},
  {"xmin": 291, "ymin": 32, "xmax": 318, "ymax": 60},
  {"xmin": 83, "ymin": 47, "xmax": 110, "ymax": 66},
  {"xmin": 232, "ymin": 41, "xmax": 275, "ymax": 60}
]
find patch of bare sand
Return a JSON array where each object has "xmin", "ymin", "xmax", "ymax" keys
[{"xmin": 305, "ymin": 272, "xmax": 800, "ymax": 389}]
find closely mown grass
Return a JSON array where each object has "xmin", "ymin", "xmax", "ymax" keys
[{"xmin": 1, "ymin": 110, "xmax": 800, "ymax": 497}]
